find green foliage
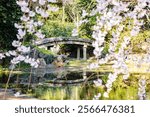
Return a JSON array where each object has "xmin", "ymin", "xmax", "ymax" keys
[
  {"xmin": 42, "ymin": 21, "xmax": 74, "ymax": 37},
  {"xmin": 78, "ymin": 0, "xmax": 97, "ymax": 39},
  {"xmin": 35, "ymin": 47, "xmax": 55, "ymax": 64},
  {"xmin": 0, "ymin": 65, "xmax": 3, "ymax": 71},
  {"xmin": 35, "ymin": 47, "xmax": 54, "ymax": 55},
  {"xmin": 48, "ymin": 4, "xmax": 63, "ymax": 21},
  {"xmin": 101, "ymin": 74, "xmax": 109, "ymax": 84},
  {"xmin": 78, "ymin": 0, "xmax": 96, "ymax": 11},
  {"xmin": 104, "ymin": 17, "xmax": 150, "ymax": 54},
  {"xmin": 109, "ymin": 75, "xmax": 138, "ymax": 100},
  {"xmin": 131, "ymin": 30, "xmax": 150, "ymax": 53},
  {"xmin": 15, "ymin": 62, "xmax": 31, "ymax": 69},
  {"xmin": 79, "ymin": 16, "xmax": 97, "ymax": 39},
  {"xmin": 0, "ymin": 0, "xmax": 21, "ymax": 51}
]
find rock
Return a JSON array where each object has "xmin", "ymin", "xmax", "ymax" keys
[
  {"xmin": 39, "ymin": 52, "xmax": 47, "ymax": 58},
  {"xmin": 52, "ymin": 54, "xmax": 69, "ymax": 67},
  {"xmin": 32, "ymin": 58, "xmax": 47, "ymax": 78},
  {"xmin": 9, "ymin": 64, "xmax": 15, "ymax": 70},
  {"xmin": 47, "ymin": 64, "xmax": 55, "ymax": 68},
  {"xmin": 38, "ymin": 58, "xmax": 46, "ymax": 68},
  {"xmin": 53, "ymin": 60, "xmax": 64, "ymax": 67}
]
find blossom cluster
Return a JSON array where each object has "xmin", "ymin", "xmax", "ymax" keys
[
  {"xmin": 138, "ymin": 78, "xmax": 146, "ymax": 100},
  {"xmin": 78, "ymin": 0, "xmax": 150, "ymax": 98},
  {"xmin": 0, "ymin": 0, "xmax": 59, "ymax": 68}
]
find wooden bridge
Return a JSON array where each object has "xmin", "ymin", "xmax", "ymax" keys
[{"xmin": 35, "ymin": 37, "xmax": 93, "ymax": 60}]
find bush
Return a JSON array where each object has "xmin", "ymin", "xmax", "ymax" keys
[
  {"xmin": 131, "ymin": 30, "xmax": 150, "ymax": 53},
  {"xmin": 42, "ymin": 21, "xmax": 74, "ymax": 37},
  {"xmin": 35, "ymin": 47, "xmax": 55, "ymax": 64},
  {"xmin": 0, "ymin": 0, "xmax": 21, "ymax": 51}
]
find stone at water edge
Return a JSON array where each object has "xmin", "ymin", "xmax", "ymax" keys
[{"xmin": 38, "ymin": 58, "xmax": 47, "ymax": 68}]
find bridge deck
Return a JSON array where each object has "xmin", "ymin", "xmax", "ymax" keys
[{"xmin": 35, "ymin": 37, "xmax": 93, "ymax": 46}]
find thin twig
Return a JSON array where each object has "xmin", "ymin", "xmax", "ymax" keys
[{"xmin": 3, "ymin": 64, "xmax": 14, "ymax": 99}]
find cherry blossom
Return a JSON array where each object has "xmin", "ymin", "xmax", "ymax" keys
[
  {"xmin": 93, "ymin": 79, "xmax": 102, "ymax": 87},
  {"xmin": 14, "ymin": 23, "xmax": 24, "ymax": 29},
  {"xmin": 93, "ymin": 93, "xmax": 101, "ymax": 100},
  {"xmin": 17, "ymin": 29, "xmax": 26, "ymax": 39},
  {"xmin": 39, "ymin": 0, "xmax": 46, "ymax": 6},
  {"xmin": 103, "ymin": 92, "xmax": 109, "ymax": 98},
  {"xmin": 72, "ymin": 29, "xmax": 78, "ymax": 37},
  {"xmin": 82, "ymin": 10, "xmax": 88, "ymax": 18},
  {"xmin": 0, "ymin": 53, "xmax": 5, "ymax": 59},
  {"xmin": 17, "ymin": 46, "xmax": 30, "ymax": 53},
  {"xmin": 29, "ymin": 11, "xmax": 36, "ymax": 17},
  {"xmin": 138, "ymin": 79, "xmax": 146, "ymax": 100},
  {"xmin": 20, "ymin": 15, "xmax": 30, "ymax": 22},
  {"xmin": 21, "ymin": 6, "xmax": 30, "ymax": 13},
  {"xmin": 12, "ymin": 40, "xmax": 21, "ymax": 47},
  {"xmin": 0, "ymin": 0, "xmax": 59, "ymax": 69},
  {"xmin": 32, "ymin": 0, "xmax": 37, "ymax": 2},
  {"xmin": 35, "ymin": 30, "xmax": 45, "ymax": 39},
  {"xmin": 47, "ymin": 5, "xmax": 59, "ymax": 12},
  {"xmin": 16, "ymin": 1, "xmax": 28, "ymax": 7},
  {"xmin": 77, "ymin": 0, "xmax": 150, "ymax": 98},
  {"xmin": 48, "ymin": 0, "xmax": 57, "ymax": 3}
]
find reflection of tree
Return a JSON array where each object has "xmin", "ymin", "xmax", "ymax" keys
[
  {"xmin": 64, "ymin": 85, "xmax": 72, "ymax": 99},
  {"xmin": 79, "ymin": 83, "xmax": 97, "ymax": 100}
]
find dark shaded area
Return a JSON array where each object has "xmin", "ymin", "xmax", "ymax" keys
[
  {"xmin": 0, "ymin": 0, "xmax": 21, "ymax": 51},
  {"xmin": 0, "ymin": 0, "xmax": 21, "ymax": 67}
]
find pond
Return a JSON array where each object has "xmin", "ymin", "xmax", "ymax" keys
[{"xmin": 0, "ymin": 69, "xmax": 150, "ymax": 100}]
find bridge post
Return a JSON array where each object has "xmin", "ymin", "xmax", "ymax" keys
[
  {"xmin": 83, "ymin": 70, "xmax": 87, "ymax": 79},
  {"xmin": 77, "ymin": 47, "xmax": 80, "ymax": 60},
  {"xmin": 83, "ymin": 44, "xmax": 87, "ymax": 60}
]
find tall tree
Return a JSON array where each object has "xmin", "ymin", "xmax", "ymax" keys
[{"xmin": 0, "ymin": 0, "xmax": 21, "ymax": 51}]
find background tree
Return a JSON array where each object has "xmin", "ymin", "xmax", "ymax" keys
[
  {"xmin": 0, "ymin": 0, "xmax": 21, "ymax": 67},
  {"xmin": 0, "ymin": 0, "xmax": 21, "ymax": 51}
]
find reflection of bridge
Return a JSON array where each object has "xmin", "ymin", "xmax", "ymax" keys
[{"xmin": 35, "ymin": 37, "xmax": 93, "ymax": 60}]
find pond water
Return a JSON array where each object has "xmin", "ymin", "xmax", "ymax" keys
[{"xmin": 0, "ymin": 70, "xmax": 150, "ymax": 100}]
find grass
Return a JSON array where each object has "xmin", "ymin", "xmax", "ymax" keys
[{"xmin": 67, "ymin": 59, "xmax": 88, "ymax": 67}]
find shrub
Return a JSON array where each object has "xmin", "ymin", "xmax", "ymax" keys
[{"xmin": 42, "ymin": 21, "xmax": 74, "ymax": 37}]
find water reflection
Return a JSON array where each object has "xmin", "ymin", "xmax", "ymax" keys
[
  {"xmin": 34, "ymin": 83, "xmax": 98, "ymax": 100},
  {"xmin": 0, "ymin": 71, "xmax": 150, "ymax": 100}
]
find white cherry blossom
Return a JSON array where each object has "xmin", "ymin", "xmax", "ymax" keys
[
  {"xmin": 0, "ymin": 53, "xmax": 5, "ymax": 59},
  {"xmin": 94, "ymin": 79, "xmax": 102, "ymax": 87},
  {"xmin": 48, "ymin": 0, "xmax": 57, "ymax": 3},
  {"xmin": 47, "ymin": 5, "xmax": 59, "ymax": 12},
  {"xmin": 17, "ymin": 29, "xmax": 26, "ymax": 39},
  {"xmin": 12, "ymin": 40, "xmax": 21, "ymax": 47},
  {"xmin": 14, "ymin": 23, "xmax": 24, "ymax": 29},
  {"xmin": 39, "ymin": 0, "xmax": 46, "ymax": 6},
  {"xmin": 17, "ymin": 46, "xmax": 30, "ymax": 53},
  {"xmin": 41, "ymin": 11, "xmax": 49, "ymax": 18},
  {"xmin": 20, "ymin": 15, "xmax": 30, "ymax": 22},
  {"xmin": 8, "ymin": 51, "xmax": 17, "ymax": 56},
  {"xmin": 72, "ymin": 29, "xmax": 78, "ymax": 37},
  {"xmin": 32, "ymin": 0, "xmax": 37, "ymax": 2},
  {"xmin": 29, "ymin": 11, "xmax": 35, "ymax": 17},
  {"xmin": 16, "ymin": 1, "xmax": 28, "ymax": 7},
  {"xmin": 21, "ymin": 6, "xmax": 29, "ymax": 13},
  {"xmin": 35, "ymin": 30, "xmax": 45, "ymax": 39},
  {"xmin": 103, "ymin": 92, "xmax": 109, "ymax": 98},
  {"xmin": 93, "ymin": 93, "xmax": 101, "ymax": 100},
  {"xmin": 82, "ymin": 10, "xmax": 88, "ymax": 17}
]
